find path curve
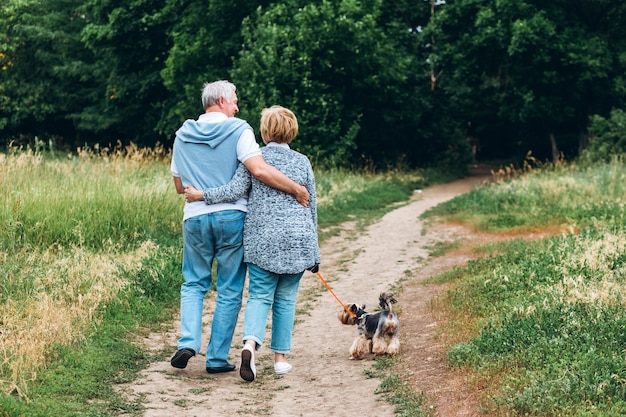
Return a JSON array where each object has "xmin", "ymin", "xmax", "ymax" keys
[{"xmin": 117, "ymin": 172, "xmax": 491, "ymax": 417}]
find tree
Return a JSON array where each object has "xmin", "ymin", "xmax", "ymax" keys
[
  {"xmin": 158, "ymin": 0, "xmax": 274, "ymax": 138},
  {"xmin": 580, "ymin": 109, "xmax": 626, "ymax": 163},
  {"xmin": 81, "ymin": 0, "xmax": 173, "ymax": 146},
  {"xmin": 0, "ymin": 0, "xmax": 99, "ymax": 147},
  {"xmin": 232, "ymin": 0, "xmax": 439, "ymax": 168},
  {"xmin": 425, "ymin": 0, "xmax": 626, "ymax": 161}
]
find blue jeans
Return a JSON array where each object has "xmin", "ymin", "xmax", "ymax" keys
[
  {"xmin": 178, "ymin": 210, "xmax": 246, "ymax": 367},
  {"xmin": 243, "ymin": 263, "xmax": 304, "ymax": 354}
]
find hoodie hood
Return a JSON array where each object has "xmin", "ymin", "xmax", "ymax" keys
[{"xmin": 175, "ymin": 117, "xmax": 252, "ymax": 148}]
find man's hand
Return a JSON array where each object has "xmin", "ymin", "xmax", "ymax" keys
[
  {"xmin": 173, "ymin": 176, "xmax": 185, "ymax": 194},
  {"xmin": 307, "ymin": 264, "xmax": 319, "ymax": 273},
  {"xmin": 294, "ymin": 185, "xmax": 310, "ymax": 207}
]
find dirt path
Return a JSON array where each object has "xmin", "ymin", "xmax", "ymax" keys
[{"xmin": 117, "ymin": 170, "xmax": 492, "ymax": 417}]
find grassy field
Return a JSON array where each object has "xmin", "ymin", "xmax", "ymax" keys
[
  {"xmin": 424, "ymin": 157, "xmax": 626, "ymax": 416},
  {"xmin": 4, "ymin": 143, "xmax": 626, "ymax": 417},
  {"xmin": 0, "ymin": 144, "xmax": 438, "ymax": 416}
]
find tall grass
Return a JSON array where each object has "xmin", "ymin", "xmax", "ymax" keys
[
  {"xmin": 0, "ymin": 144, "xmax": 432, "ymax": 416},
  {"xmin": 1, "ymin": 143, "xmax": 181, "ymax": 251},
  {"xmin": 428, "ymin": 157, "xmax": 626, "ymax": 232},
  {"xmin": 0, "ymin": 143, "xmax": 183, "ymax": 409},
  {"xmin": 429, "ymin": 157, "xmax": 626, "ymax": 416}
]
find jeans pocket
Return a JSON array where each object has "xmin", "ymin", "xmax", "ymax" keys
[
  {"xmin": 218, "ymin": 211, "xmax": 245, "ymax": 247},
  {"xmin": 183, "ymin": 216, "xmax": 204, "ymax": 245}
]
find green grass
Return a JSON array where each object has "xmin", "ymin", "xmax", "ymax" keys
[
  {"xmin": 315, "ymin": 166, "xmax": 451, "ymax": 238},
  {"xmin": 426, "ymin": 159, "xmax": 626, "ymax": 232},
  {"xmin": 0, "ymin": 144, "xmax": 445, "ymax": 416},
  {"xmin": 427, "ymin": 157, "xmax": 626, "ymax": 416},
  {"xmin": 13, "ymin": 145, "xmax": 626, "ymax": 416},
  {"xmin": 367, "ymin": 357, "xmax": 432, "ymax": 417}
]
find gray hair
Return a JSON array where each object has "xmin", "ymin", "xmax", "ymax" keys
[{"xmin": 201, "ymin": 80, "xmax": 236, "ymax": 109}]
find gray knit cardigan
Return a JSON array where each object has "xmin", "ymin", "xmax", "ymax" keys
[{"xmin": 202, "ymin": 145, "xmax": 321, "ymax": 274}]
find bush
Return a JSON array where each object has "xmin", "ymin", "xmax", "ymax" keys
[{"xmin": 580, "ymin": 109, "xmax": 626, "ymax": 163}]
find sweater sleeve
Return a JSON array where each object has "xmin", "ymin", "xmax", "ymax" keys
[
  {"xmin": 306, "ymin": 159, "xmax": 322, "ymax": 264},
  {"xmin": 202, "ymin": 163, "xmax": 252, "ymax": 204}
]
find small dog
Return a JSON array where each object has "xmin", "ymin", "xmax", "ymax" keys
[{"xmin": 338, "ymin": 292, "xmax": 400, "ymax": 359}]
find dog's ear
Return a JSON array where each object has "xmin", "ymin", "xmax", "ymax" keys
[{"xmin": 349, "ymin": 304, "xmax": 358, "ymax": 313}]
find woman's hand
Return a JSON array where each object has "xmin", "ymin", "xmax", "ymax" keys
[{"xmin": 184, "ymin": 185, "xmax": 204, "ymax": 203}]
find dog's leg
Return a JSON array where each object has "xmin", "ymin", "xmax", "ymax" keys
[
  {"xmin": 372, "ymin": 332, "xmax": 388, "ymax": 355},
  {"xmin": 350, "ymin": 335, "xmax": 368, "ymax": 360},
  {"xmin": 386, "ymin": 335, "xmax": 400, "ymax": 355}
]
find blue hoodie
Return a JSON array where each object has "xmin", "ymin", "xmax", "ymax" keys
[
  {"xmin": 173, "ymin": 117, "xmax": 253, "ymax": 188},
  {"xmin": 172, "ymin": 116, "xmax": 254, "ymax": 219}
]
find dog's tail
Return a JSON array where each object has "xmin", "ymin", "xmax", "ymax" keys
[{"xmin": 379, "ymin": 292, "xmax": 397, "ymax": 318}]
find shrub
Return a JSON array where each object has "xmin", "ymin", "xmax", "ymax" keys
[{"xmin": 580, "ymin": 109, "xmax": 626, "ymax": 163}]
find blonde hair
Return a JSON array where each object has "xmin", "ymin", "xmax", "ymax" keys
[{"xmin": 260, "ymin": 106, "xmax": 298, "ymax": 144}]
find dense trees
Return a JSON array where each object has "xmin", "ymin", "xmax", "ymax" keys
[
  {"xmin": 1, "ymin": 0, "xmax": 625, "ymax": 167},
  {"xmin": 159, "ymin": 0, "xmax": 274, "ymax": 136},
  {"xmin": 231, "ymin": 0, "xmax": 430, "ymax": 166},
  {"xmin": 427, "ymin": 0, "xmax": 626, "ymax": 161},
  {"xmin": 80, "ymin": 0, "xmax": 173, "ymax": 146},
  {"xmin": 0, "ymin": 0, "xmax": 99, "ymax": 144}
]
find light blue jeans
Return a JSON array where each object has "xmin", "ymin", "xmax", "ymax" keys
[
  {"xmin": 243, "ymin": 263, "xmax": 304, "ymax": 354},
  {"xmin": 178, "ymin": 210, "xmax": 246, "ymax": 368}
]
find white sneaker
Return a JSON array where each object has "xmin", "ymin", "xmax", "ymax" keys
[
  {"xmin": 274, "ymin": 361, "xmax": 293, "ymax": 375},
  {"xmin": 240, "ymin": 345, "xmax": 256, "ymax": 382}
]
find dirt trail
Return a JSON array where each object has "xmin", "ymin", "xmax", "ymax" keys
[{"xmin": 117, "ymin": 169, "xmax": 492, "ymax": 417}]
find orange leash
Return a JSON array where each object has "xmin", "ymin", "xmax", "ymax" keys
[{"xmin": 315, "ymin": 271, "xmax": 356, "ymax": 318}]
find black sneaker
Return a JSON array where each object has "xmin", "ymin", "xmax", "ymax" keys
[
  {"xmin": 206, "ymin": 362, "xmax": 236, "ymax": 374},
  {"xmin": 171, "ymin": 348, "xmax": 195, "ymax": 369}
]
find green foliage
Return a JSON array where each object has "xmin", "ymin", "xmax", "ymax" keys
[
  {"xmin": 2, "ymin": 302, "xmax": 151, "ymax": 417},
  {"xmin": 158, "ymin": 0, "xmax": 273, "ymax": 137},
  {"xmin": 0, "ymin": 243, "xmax": 180, "ymax": 416},
  {"xmin": 2, "ymin": 0, "xmax": 626, "ymax": 168},
  {"xmin": 366, "ymin": 357, "xmax": 432, "ymax": 417},
  {"xmin": 131, "ymin": 246, "xmax": 182, "ymax": 304},
  {"xmin": 580, "ymin": 109, "xmax": 626, "ymax": 163},
  {"xmin": 231, "ymin": 0, "xmax": 432, "ymax": 168},
  {"xmin": 427, "ymin": 0, "xmax": 626, "ymax": 161},
  {"xmin": 447, "ymin": 342, "xmax": 479, "ymax": 367},
  {"xmin": 1, "ymin": 145, "xmax": 180, "ymax": 252},
  {"xmin": 427, "ymin": 159, "xmax": 626, "ymax": 231},
  {"xmin": 430, "ymin": 159, "xmax": 626, "ymax": 415},
  {"xmin": 0, "ymin": 0, "xmax": 99, "ymax": 145},
  {"xmin": 449, "ymin": 233, "xmax": 626, "ymax": 414},
  {"xmin": 80, "ymin": 0, "xmax": 173, "ymax": 146}
]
